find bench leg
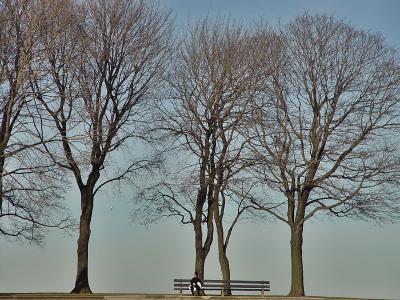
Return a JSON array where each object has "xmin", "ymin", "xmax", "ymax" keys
[{"xmin": 262, "ymin": 289, "xmax": 265, "ymax": 296}]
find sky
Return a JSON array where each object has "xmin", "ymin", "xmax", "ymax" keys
[{"xmin": 1, "ymin": 0, "xmax": 400, "ymax": 299}]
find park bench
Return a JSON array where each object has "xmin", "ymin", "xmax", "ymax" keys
[{"xmin": 173, "ymin": 279, "xmax": 270, "ymax": 296}]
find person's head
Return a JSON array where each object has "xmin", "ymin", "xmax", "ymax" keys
[{"xmin": 194, "ymin": 272, "xmax": 198, "ymax": 278}]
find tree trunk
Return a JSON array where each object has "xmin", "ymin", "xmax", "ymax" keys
[
  {"xmin": 193, "ymin": 220, "xmax": 207, "ymax": 296},
  {"xmin": 218, "ymin": 249, "xmax": 231, "ymax": 296},
  {"xmin": 193, "ymin": 178, "xmax": 214, "ymax": 282},
  {"xmin": 0, "ymin": 157, "xmax": 4, "ymax": 213},
  {"xmin": 193, "ymin": 207, "xmax": 213, "ymax": 297},
  {"xmin": 71, "ymin": 187, "xmax": 94, "ymax": 293},
  {"xmin": 288, "ymin": 224, "xmax": 305, "ymax": 296},
  {"xmin": 194, "ymin": 250, "xmax": 205, "ymax": 281},
  {"xmin": 194, "ymin": 218, "xmax": 205, "ymax": 281},
  {"xmin": 193, "ymin": 218, "xmax": 213, "ymax": 282},
  {"xmin": 215, "ymin": 217, "xmax": 231, "ymax": 295}
]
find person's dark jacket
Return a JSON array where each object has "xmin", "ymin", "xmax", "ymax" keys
[{"xmin": 190, "ymin": 276, "xmax": 202, "ymax": 290}]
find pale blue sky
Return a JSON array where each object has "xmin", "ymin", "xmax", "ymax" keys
[{"xmin": 1, "ymin": 1, "xmax": 400, "ymax": 299}]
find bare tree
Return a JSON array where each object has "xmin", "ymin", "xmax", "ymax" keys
[
  {"xmin": 31, "ymin": 0, "xmax": 172, "ymax": 293},
  {"xmin": 248, "ymin": 14, "xmax": 400, "ymax": 296},
  {"xmin": 203, "ymin": 22, "xmax": 261, "ymax": 294},
  {"xmin": 135, "ymin": 20, "xmax": 260, "ymax": 291},
  {"xmin": 0, "ymin": 0, "xmax": 72, "ymax": 244}
]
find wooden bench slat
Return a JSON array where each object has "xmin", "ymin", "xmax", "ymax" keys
[
  {"xmin": 208, "ymin": 280, "xmax": 269, "ymax": 284},
  {"xmin": 211, "ymin": 288, "xmax": 270, "ymax": 292},
  {"xmin": 205, "ymin": 285, "xmax": 269, "ymax": 288},
  {"xmin": 174, "ymin": 284, "xmax": 270, "ymax": 288},
  {"xmin": 173, "ymin": 283, "xmax": 269, "ymax": 286},
  {"xmin": 174, "ymin": 280, "xmax": 269, "ymax": 284},
  {"xmin": 174, "ymin": 287, "xmax": 269, "ymax": 291},
  {"xmin": 174, "ymin": 284, "xmax": 270, "ymax": 289}
]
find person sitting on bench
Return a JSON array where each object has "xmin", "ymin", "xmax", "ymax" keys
[{"xmin": 190, "ymin": 272, "xmax": 203, "ymax": 296}]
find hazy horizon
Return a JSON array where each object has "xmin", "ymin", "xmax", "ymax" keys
[{"xmin": 1, "ymin": 1, "xmax": 399, "ymax": 299}]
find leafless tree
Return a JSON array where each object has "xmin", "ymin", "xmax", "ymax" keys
[
  {"xmin": 247, "ymin": 14, "xmax": 400, "ymax": 296},
  {"xmin": 30, "ymin": 0, "xmax": 172, "ymax": 293},
  {"xmin": 135, "ymin": 19, "xmax": 260, "ymax": 292},
  {"xmin": 204, "ymin": 23, "xmax": 262, "ymax": 294},
  {"xmin": 0, "ymin": 0, "xmax": 73, "ymax": 245}
]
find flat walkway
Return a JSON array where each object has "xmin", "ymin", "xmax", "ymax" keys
[{"xmin": 0, "ymin": 294, "xmax": 381, "ymax": 300}]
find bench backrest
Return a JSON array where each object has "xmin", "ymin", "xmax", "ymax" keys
[{"xmin": 174, "ymin": 279, "xmax": 270, "ymax": 293}]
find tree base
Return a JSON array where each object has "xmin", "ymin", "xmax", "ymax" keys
[
  {"xmin": 288, "ymin": 290, "xmax": 305, "ymax": 297},
  {"xmin": 70, "ymin": 286, "xmax": 92, "ymax": 294}
]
